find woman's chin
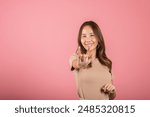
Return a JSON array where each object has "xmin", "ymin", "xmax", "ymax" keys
[
  {"xmin": 86, "ymin": 47, "xmax": 94, "ymax": 51},
  {"xmin": 84, "ymin": 45, "xmax": 96, "ymax": 51}
]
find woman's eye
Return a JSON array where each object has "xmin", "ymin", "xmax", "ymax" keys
[
  {"xmin": 90, "ymin": 35, "xmax": 94, "ymax": 37},
  {"xmin": 82, "ymin": 35, "xmax": 86, "ymax": 38}
]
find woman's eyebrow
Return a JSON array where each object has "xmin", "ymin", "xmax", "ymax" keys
[{"xmin": 81, "ymin": 33, "xmax": 86, "ymax": 35}]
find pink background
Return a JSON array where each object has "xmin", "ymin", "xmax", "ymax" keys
[{"xmin": 0, "ymin": 0, "xmax": 150, "ymax": 99}]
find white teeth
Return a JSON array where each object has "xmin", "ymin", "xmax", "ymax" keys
[
  {"xmin": 85, "ymin": 43, "xmax": 94, "ymax": 48},
  {"xmin": 87, "ymin": 44, "xmax": 92, "ymax": 48}
]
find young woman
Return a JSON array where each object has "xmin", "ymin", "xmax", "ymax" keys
[{"xmin": 69, "ymin": 21, "xmax": 116, "ymax": 100}]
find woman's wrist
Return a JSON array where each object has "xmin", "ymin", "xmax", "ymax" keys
[
  {"xmin": 109, "ymin": 89, "xmax": 116, "ymax": 100},
  {"xmin": 72, "ymin": 60, "xmax": 80, "ymax": 69}
]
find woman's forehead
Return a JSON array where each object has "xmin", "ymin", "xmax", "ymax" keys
[{"xmin": 82, "ymin": 26, "xmax": 94, "ymax": 34}]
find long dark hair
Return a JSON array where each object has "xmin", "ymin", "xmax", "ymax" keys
[{"xmin": 77, "ymin": 21, "xmax": 112, "ymax": 73}]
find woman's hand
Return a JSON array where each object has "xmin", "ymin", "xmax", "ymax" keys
[
  {"xmin": 101, "ymin": 83, "xmax": 116, "ymax": 99},
  {"xmin": 101, "ymin": 83, "xmax": 116, "ymax": 94},
  {"xmin": 76, "ymin": 46, "xmax": 92, "ymax": 69}
]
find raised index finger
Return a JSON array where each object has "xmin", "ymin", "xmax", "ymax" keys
[
  {"xmin": 86, "ymin": 47, "xmax": 92, "ymax": 58},
  {"xmin": 86, "ymin": 47, "xmax": 90, "ymax": 55}
]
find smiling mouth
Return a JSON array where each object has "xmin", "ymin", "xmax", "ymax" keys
[{"xmin": 85, "ymin": 43, "xmax": 94, "ymax": 48}]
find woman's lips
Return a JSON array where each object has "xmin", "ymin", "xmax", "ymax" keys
[{"xmin": 85, "ymin": 43, "xmax": 94, "ymax": 47}]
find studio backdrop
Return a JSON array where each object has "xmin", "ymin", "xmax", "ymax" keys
[{"xmin": 0, "ymin": 0, "xmax": 150, "ymax": 99}]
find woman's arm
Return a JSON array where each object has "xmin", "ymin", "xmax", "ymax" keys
[
  {"xmin": 69, "ymin": 54, "xmax": 79, "ymax": 71},
  {"xmin": 72, "ymin": 59, "xmax": 80, "ymax": 70}
]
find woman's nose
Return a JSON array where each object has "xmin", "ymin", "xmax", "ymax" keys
[{"xmin": 86, "ymin": 36, "xmax": 92, "ymax": 41}]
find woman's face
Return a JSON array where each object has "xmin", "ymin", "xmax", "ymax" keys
[{"xmin": 81, "ymin": 25, "xmax": 98, "ymax": 51}]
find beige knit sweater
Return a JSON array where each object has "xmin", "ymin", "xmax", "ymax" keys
[{"xmin": 69, "ymin": 54, "xmax": 112, "ymax": 100}]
